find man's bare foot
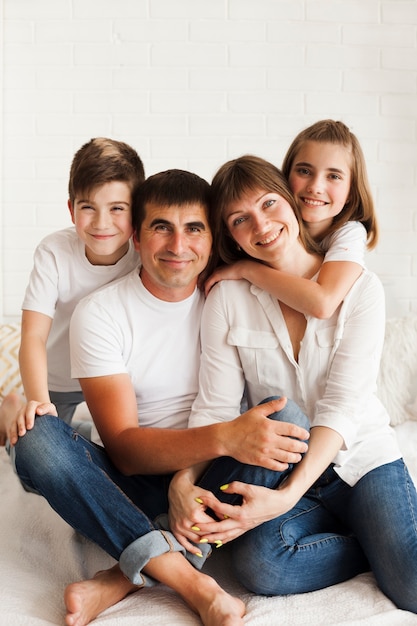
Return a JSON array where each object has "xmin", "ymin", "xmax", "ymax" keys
[
  {"xmin": 0, "ymin": 393, "xmax": 22, "ymax": 446},
  {"xmin": 183, "ymin": 573, "xmax": 245, "ymax": 626},
  {"xmin": 64, "ymin": 565, "xmax": 137, "ymax": 626}
]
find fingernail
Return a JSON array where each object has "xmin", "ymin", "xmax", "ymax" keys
[
  {"xmin": 220, "ymin": 484, "xmax": 229, "ymax": 491},
  {"xmin": 199, "ymin": 538, "xmax": 209, "ymax": 543},
  {"xmin": 191, "ymin": 525, "xmax": 200, "ymax": 532},
  {"xmin": 215, "ymin": 540, "xmax": 223, "ymax": 548},
  {"xmin": 195, "ymin": 552, "xmax": 203, "ymax": 558},
  {"xmin": 195, "ymin": 497, "xmax": 204, "ymax": 504}
]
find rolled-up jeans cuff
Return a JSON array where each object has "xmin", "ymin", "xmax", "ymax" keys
[{"xmin": 119, "ymin": 527, "xmax": 211, "ymax": 587}]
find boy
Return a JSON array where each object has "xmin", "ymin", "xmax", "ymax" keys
[{"xmin": 0, "ymin": 138, "xmax": 145, "ymax": 445}]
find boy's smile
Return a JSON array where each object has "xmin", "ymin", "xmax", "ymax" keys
[{"xmin": 69, "ymin": 180, "xmax": 133, "ymax": 265}]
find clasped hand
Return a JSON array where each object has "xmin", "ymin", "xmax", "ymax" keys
[{"xmin": 168, "ymin": 472, "xmax": 295, "ymax": 555}]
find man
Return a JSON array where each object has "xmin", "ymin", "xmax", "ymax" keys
[{"xmin": 14, "ymin": 169, "xmax": 308, "ymax": 626}]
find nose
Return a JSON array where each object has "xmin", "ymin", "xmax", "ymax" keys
[
  {"xmin": 252, "ymin": 212, "xmax": 268, "ymax": 234},
  {"xmin": 306, "ymin": 174, "xmax": 324, "ymax": 194},
  {"xmin": 167, "ymin": 231, "xmax": 186, "ymax": 255},
  {"xmin": 92, "ymin": 210, "xmax": 111, "ymax": 229}
]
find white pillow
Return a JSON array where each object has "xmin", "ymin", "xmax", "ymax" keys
[
  {"xmin": 377, "ymin": 315, "xmax": 417, "ymax": 426},
  {"xmin": 0, "ymin": 323, "xmax": 24, "ymax": 400}
]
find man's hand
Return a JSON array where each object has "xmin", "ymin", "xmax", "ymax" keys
[{"xmin": 220, "ymin": 398, "xmax": 309, "ymax": 470}]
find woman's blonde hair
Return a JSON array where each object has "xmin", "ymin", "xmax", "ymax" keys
[{"xmin": 282, "ymin": 119, "xmax": 378, "ymax": 249}]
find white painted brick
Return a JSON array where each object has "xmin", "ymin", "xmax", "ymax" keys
[
  {"xmin": 36, "ymin": 67, "xmax": 113, "ymax": 90},
  {"xmin": 381, "ymin": 48, "xmax": 417, "ymax": 71},
  {"xmin": 230, "ymin": 44, "xmax": 304, "ymax": 68},
  {"xmin": 381, "ymin": 94, "xmax": 417, "ymax": 117},
  {"xmin": 74, "ymin": 43, "xmax": 150, "ymax": 66},
  {"xmin": 150, "ymin": 92, "xmax": 225, "ymax": 114},
  {"xmin": 307, "ymin": 2, "xmax": 378, "ymax": 23},
  {"xmin": 268, "ymin": 68, "xmax": 341, "ymax": 91},
  {"xmin": 73, "ymin": 0, "xmax": 148, "ymax": 19},
  {"xmin": 190, "ymin": 114, "xmax": 265, "ymax": 137},
  {"xmin": 150, "ymin": 0, "xmax": 224, "ymax": 19},
  {"xmin": 229, "ymin": 92, "xmax": 303, "ymax": 115},
  {"xmin": 114, "ymin": 67, "xmax": 188, "ymax": 90},
  {"xmin": 35, "ymin": 115, "xmax": 113, "ymax": 137},
  {"xmin": 4, "ymin": 43, "xmax": 72, "ymax": 66},
  {"xmin": 151, "ymin": 43, "xmax": 226, "ymax": 66},
  {"xmin": 306, "ymin": 45, "xmax": 379, "ymax": 69},
  {"xmin": 73, "ymin": 91, "xmax": 148, "ymax": 114},
  {"xmin": 3, "ymin": 114, "xmax": 35, "ymax": 136},
  {"xmin": 36, "ymin": 20, "xmax": 112, "ymax": 43},
  {"xmin": 112, "ymin": 115, "xmax": 186, "ymax": 136},
  {"xmin": 266, "ymin": 22, "xmax": 341, "ymax": 44},
  {"xmin": 229, "ymin": 0, "xmax": 302, "ymax": 20},
  {"xmin": 306, "ymin": 93, "xmax": 378, "ymax": 116},
  {"xmin": 343, "ymin": 23, "xmax": 415, "ymax": 47},
  {"xmin": 115, "ymin": 19, "xmax": 188, "ymax": 42},
  {"xmin": 3, "ymin": 67, "xmax": 36, "ymax": 89},
  {"xmin": 3, "ymin": 20, "xmax": 33, "ymax": 43},
  {"xmin": 191, "ymin": 20, "xmax": 265, "ymax": 42},
  {"xmin": 4, "ymin": 0, "xmax": 71, "ymax": 19},
  {"xmin": 189, "ymin": 68, "xmax": 266, "ymax": 91},
  {"xmin": 382, "ymin": 1, "xmax": 417, "ymax": 24},
  {"xmin": 379, "ymin": 141, "xmax": 417, "ymax": 164},
  {"xmin": 344, "ymin": 69, "xmax": 415, "ymax": 94}
]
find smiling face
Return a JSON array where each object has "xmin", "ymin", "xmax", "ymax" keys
[
  {"xmin": 135, "ymin": 202, "xmax": 213, "ymax": 302},
  {"xmin": 288, "ymin": 141, "xmax": 352, "ymax": 238},
  {"xmin": 69, "ymin": 180, "xmax": 133, "ymax": 265},
  {"xmin": 224, "ymin": 188, "xmax": 302, "ymax": 269}
]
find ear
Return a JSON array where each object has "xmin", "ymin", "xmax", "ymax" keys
[
  {"xmin": 132, "ymin": 231, "xmax": 140, "ymax": 253},
  {"xmin": 68, "ymin": 199, "xmax": 75, "ymax": 224}
]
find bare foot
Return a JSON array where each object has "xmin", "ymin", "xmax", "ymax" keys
[
  {"xmin": 0, "ymin": 393, "xmax": 22, "ymax": 445},
  {"xmin": 184, "ymin": 573, "xmax": 245, "ymax": 626},
  {"xmin": 64, "ymin": 565, "xmax": 137, "ymax": 626}
]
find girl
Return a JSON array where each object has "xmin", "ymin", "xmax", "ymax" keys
[{"xmin": 205, "ymin": 120, "xmax": 378, "ymax": 320}]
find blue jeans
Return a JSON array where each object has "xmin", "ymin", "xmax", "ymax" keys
[
  {"xmin": 230, "ymin": 460, "xmax": 417, "ymax": 613},
  {"xmin": 14, "ymin": 396, "xmax": 305, "ymax": 587}
]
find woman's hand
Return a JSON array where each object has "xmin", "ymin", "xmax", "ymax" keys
[
  {"xmin": 204, "ymin": 262, "xmax": 248, "ymax": 296},
  {"xmin": 186, "ymin": 481, "xmax": 297, "ymax": 546},
  {"xmin": 168, "ymin": 470, "xmax": 221, "ymax": 555}
]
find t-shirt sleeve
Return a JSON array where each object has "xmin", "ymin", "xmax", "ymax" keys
[
  {"xmin": 322, "ymin": 222, "xmax": 367, "ymax": 267},
  {"xmin": 21, "ymin": 242, "xmax": 59, "ymax": 318},
  {"xmin": 70, "ymin": 297, "xmax": 128, "ymax": 380}
]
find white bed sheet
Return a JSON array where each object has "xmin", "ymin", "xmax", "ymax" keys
[{"xmin": 2, "ymin": 434, "xmax": 417, "ymax": 626}]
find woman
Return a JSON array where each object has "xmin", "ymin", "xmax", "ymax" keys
[{"xmin": 170, "ymin": 155, "xmax": 417, "ymax": 613}]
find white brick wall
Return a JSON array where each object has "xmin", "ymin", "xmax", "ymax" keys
[{"xmin": 1, "ymin": 0, "xmax": 417, "ymax": 321}]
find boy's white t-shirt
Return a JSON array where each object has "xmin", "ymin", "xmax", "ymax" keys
[
  {"xmin": 321, "ymin": 221, "xmax": 367, "ymax": 267},
  {"xmin": 22, "ymin": 227, "xmax": 139, "ymax": 392},
  {"xmin": 70, "ymin": 270, "xmax": 204, "ymax": 442}
]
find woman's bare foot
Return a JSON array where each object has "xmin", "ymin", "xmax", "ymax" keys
[
  {"xmin": 185, "ymin": 574, "xmax": 245, "ymax": 626},
  {"xmin": 0, "ymin": 393, "xmax": 22, "ymax": 445},
  {"xmin": 64, "ymin": 565, "xmax": 137, "ymax": 626}
]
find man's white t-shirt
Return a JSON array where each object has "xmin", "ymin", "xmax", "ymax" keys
[
  {"xmin": 22, "ymin": 227, "xmax": 139, "ymax": 392},
  {"xmin": 70, "ymin": 270, "xmax": 205, "ymax": 441}
]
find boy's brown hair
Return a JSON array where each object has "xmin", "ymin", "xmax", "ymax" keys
[{"xmin": 68, "ymin": 137, "xmax": 145, "ymax": 204}]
